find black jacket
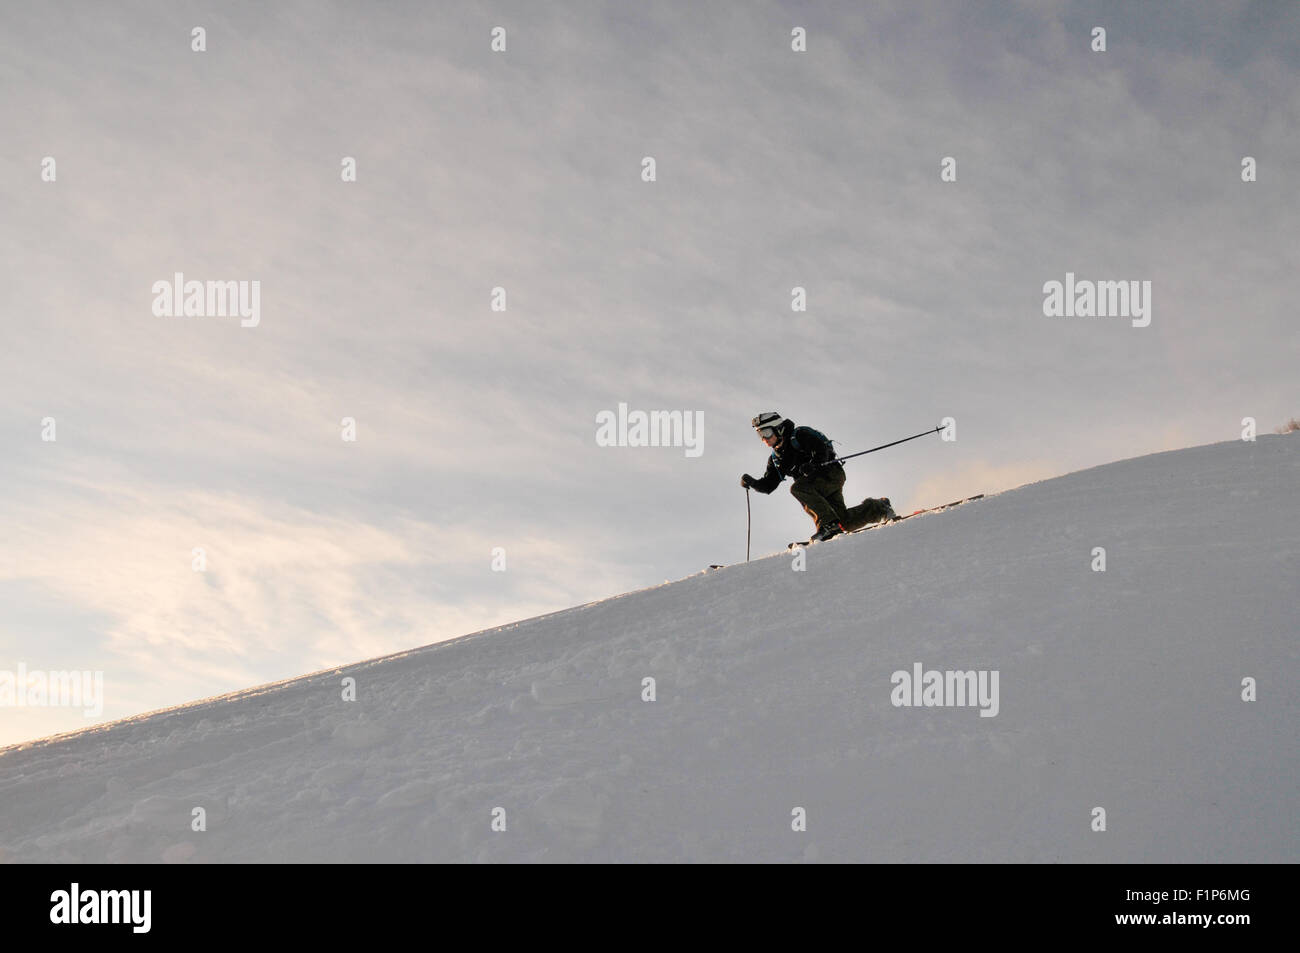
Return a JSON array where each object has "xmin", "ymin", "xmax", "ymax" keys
[{"xmin": 749, "ymin": 421, "xmax": 839, "ymax": 493}]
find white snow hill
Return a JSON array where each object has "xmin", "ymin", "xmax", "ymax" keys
[{"xmin": 1, "ymin": 437, "xmax": 1296, "ymax": 862}]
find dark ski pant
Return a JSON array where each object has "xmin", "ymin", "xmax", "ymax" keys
[{"xmin": 790, "ymin": 465, "xmax": 892, "ymax": 531}]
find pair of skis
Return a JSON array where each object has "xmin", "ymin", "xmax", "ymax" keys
[{"xmin": 786, "ymin": 494, "xmax": 986, "ymax": 550}]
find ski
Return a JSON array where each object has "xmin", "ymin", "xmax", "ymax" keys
[
  {"xmin": 854, "ymin": 493, "xmax": 986, "ymax": 534},
  {"xmin": 788, "ymin": 494, "xmax": 985, "ymax": 549}
]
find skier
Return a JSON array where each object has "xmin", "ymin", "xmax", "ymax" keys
[{"xmin": 741, "ymin": 412, "xmax": 896, "ymax": 542}]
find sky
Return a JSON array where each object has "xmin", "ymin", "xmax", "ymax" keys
[{"xmin": 2, "ymin": 0, "xmax": 1297, "ymax": 746}]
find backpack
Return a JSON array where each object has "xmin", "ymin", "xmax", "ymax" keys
[
  {"xmin": 790, "ymin": 426, "xmax": 834, "ymax": 457},
  {"xmin": 771, "ymin": 426, "xmax": 836, "ymax": 473}
]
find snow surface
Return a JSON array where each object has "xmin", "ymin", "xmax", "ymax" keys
[{"xmin": 1, "ymin": 437, "xmax": 1296, "ymax": 862}]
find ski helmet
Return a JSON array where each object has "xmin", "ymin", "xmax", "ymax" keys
[{"xmin": 752, "ymin": 412, "xmax": 786, "ymax": 441}]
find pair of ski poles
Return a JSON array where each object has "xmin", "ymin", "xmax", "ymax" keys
[{"xmin": 745, "ymin": 424, "xmax": 944, "ymax": 562}]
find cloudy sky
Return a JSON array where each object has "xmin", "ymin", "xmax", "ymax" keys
[{"xmin": 2, "ymin": 0, "xmax": 1296, "ymax": 746}]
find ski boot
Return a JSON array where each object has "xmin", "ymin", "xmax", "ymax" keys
[{"xmin": 810, "ymin": 522, "xmax": 842, "ymax": 543}]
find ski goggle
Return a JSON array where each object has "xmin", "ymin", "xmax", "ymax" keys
[{"xmin": 757, "ymin": 427, "xmax": 778, "ymax": 440}]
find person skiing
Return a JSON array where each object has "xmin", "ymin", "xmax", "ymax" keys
[{"xmin": 741, "ymin": 412, "xmax": 896, "ymax": 542}]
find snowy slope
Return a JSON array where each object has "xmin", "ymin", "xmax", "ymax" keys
[{"xmin": 1, "ymin": 437, "xmax": 1296, "ymax": 863}]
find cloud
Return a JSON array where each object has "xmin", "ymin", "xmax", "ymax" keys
[
  {"xmin": 1, "ymin": 0, "xmax": 1295, "ymax": 743},
  {"xmin": 0, "ymin": 467, "xmax": 636, "ymax": 745}
]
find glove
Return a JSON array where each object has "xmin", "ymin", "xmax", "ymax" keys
[
  {"xmin": 798, "ymin": 462, "xmax": 820, "ymax": 479},
  {"xmin": 740, "ymin": 474, "xmax": 754, "ymax": 488}
]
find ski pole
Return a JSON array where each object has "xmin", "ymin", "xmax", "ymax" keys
[
  {"xmin": 832, "ymin": 424, "xmax": 944, "ymax": 466},
  {"xmin": 745, "ymin": 486, "xmax": 751, "ymax": 562}
]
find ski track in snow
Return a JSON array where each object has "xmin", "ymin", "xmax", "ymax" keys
[{"xmin": 0, "ymin": 438, "xmax": 1296, "ymax": 862}]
